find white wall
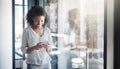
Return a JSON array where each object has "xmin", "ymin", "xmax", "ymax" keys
[
  {"xmin": 0, "ymin": 0, "xmax": 12, "ymax": 69},
  {"xmin": 107, "ymin": 0, "xmax": 114, "ymax": 69}
]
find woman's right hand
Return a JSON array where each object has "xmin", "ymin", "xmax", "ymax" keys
[{"xmin": 34, "ymin": 42, "xmax": 43, "ymax": 50}]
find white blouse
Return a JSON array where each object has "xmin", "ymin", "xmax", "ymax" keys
[{"xmin": 21, "ymin": 26, "xmax": 52, "ymax": 65}]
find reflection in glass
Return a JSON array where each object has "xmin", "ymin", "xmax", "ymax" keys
[{"xmin": 45, "ymin": 0, "xmax": 104, "ymax": 69}]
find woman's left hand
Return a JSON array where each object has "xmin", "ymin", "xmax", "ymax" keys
[{"xmin": 43, "ymin": 44, "xmax": 51, "ymax": 52}]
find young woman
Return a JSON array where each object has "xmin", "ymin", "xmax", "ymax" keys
[{"xmin": 21, "ymin": 6, "xmax": 52, "ymax": 69}]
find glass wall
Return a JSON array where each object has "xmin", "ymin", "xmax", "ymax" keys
[{"xmin": 45, "ymin": 0, "xmax": 104, "ymax": 69}]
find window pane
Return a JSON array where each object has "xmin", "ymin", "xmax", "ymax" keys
[
  {"xmin": 15, "ymin": 0, "xmax": 23, "ymax": 5},
  {"xmin": 24, "ymin": 6, "xmax": 28, "ymax": 28},
  {"xmin": 15, "ymin": 6, "xmax": 23, "ymax": 59},
  {"xmin": 45, "ymin": 0, "xmax": 104, "ymax": 69},
  {"xmin": 85, "ymin": 0, "xmax": 104, "ymax": 69},
  {"xmin": 24, "ymin": 0, "xmax": 28, "ymax": 5}
]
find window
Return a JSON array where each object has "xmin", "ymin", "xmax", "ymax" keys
[{"xmin": 14, "ymin": 0, "xmax": 28, "ymax": 68}]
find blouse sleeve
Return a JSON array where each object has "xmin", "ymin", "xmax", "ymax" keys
[{"xmin": 21, "ymin": 29, "xmax": 28, "ymax": 54}]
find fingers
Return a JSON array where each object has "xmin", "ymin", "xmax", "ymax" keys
[
  {"xmin": 35, "ymin": 42, "xmax": 51, "ymax": 50},
  {"xmin": 37, "ymin": 42, "xmax": 42, "ymax": 45},
  {"xmin": 38, "ymin": 42, "xmax": 47, "ymax": 46},
  {"xmin": 35, "ymin": 43, "xmax": 43, "ymax": 50}
]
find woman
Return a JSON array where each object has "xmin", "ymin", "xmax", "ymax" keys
[{"xmin": 21, "ymin": 6, "xmax": 52, "ymax": 69}]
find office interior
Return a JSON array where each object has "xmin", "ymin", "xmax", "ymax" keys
[{"xmin": 1, "ymin": 0, "xmax": 120, "ymax": 69}]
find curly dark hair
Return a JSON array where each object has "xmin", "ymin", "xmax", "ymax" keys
[{"xmin": 26, "ymin": 6, "xmax": 48, "ymax": 27}]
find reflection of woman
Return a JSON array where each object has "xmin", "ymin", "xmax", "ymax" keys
[
  {"xmin": 67, "ymin": 8, "xmax": 86, "ymax": 48},
  {"xmin": 21, "ymin": 6, "xmax": 52, "ymax": 69},
  {"xmin": 67, "ymin": 8, "xmax": 81, "ymax": 48},
  {"xmin": 64, "ymin": 8, "xmax": 86, "ymax": 69},
  {"xmin": 68, "ymin": 8, "xmax": 80, "ymax": 35}
]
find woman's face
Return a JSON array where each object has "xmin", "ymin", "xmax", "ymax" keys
[{"xmin": 33, "ymin": 16, "xmax": 45, "ymax": 28}]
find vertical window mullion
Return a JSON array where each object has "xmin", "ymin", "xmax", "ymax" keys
[
  {"xmin": 22, "ymin": 0, "xmax": 25, "ymax": 29},
  {"xmin": 22, "ymin": 0, "xmax": 26, "ymax": 60}
]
